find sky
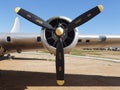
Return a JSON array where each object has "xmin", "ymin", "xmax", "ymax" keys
[{"xmin": 0, "ymin": 0, "xmax": 120, "ymax": 35}]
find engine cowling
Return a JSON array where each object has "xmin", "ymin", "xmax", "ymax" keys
[{"xmin": 41, "ymin": 16, "xmax": 79, "ymax": 54}]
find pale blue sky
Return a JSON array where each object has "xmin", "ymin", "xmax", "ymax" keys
[{"xmin": 0, "ymin": 0, "xmax": 120, "ymax": 34}]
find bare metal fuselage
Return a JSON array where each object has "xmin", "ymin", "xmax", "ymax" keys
[{"xmin": 0, "ymin": 33, "xmax": 43, "ymax": 54}]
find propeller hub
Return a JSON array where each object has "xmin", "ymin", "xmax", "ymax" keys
[{"xmin": 55, "ymin": 27, "xmax": 64, "ymax": 36}]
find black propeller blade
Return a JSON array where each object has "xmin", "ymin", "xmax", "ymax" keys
[
  {"xmin": 68, "ymin": 5, "xmax": 104, "ymax": 30},
  {"xmin": 15, "ymin": 7, "xmax": 54, "ymax": 30},
  {"xmin": 56, "ymin": 37, "xmax": 64, "ymax": 85}
]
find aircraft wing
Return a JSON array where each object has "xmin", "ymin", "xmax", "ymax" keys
[
  {"xmin": 0, "ymin": 33, "xmax": 44, "ymax": 55},
  {"xmin": 76, "ymin": 35, "xmax": 120, "ymax": 48}
]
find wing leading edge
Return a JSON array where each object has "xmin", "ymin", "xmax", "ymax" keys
[{"xmin": 76, "ymin": 35, "xmax": 120, "ymax": 48}]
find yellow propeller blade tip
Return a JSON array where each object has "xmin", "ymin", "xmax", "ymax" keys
[
  {"xmin": 57, "ymin": 80, "xmax": 65, "ymax": 86},
  {"xmin": 98, "ymin": 5, "xmax": 104, "ymax": 12},
  {"xmin": 15, "ymin": 7, "xmax": 21, "ymax": 13}
]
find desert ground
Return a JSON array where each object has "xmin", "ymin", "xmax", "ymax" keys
[{"xmin": 0, "ymin": 50, "xmax": 120, "ymax": 90}]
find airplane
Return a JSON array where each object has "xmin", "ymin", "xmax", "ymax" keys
[{"xmin": 1, "ymin": 5, "xmax": 120, "ymax": 85}]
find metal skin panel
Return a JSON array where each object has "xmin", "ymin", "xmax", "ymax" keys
[
  {"xmin": 77, "ymin": 35, "xmax": 120, "ymax": 48},
  {"xmin": 0, "ymin": 33, "xmax": 43, "ymax": 55}
]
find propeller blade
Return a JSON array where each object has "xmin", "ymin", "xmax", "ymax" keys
[
  {"xmin": 56, "ymin": 38, "xmax": 64, "ymax": 85},
  {"xmin": 68, "ymin": 5, "xmax": 104, "ymax": 30},
  {"xmin": 15, "ymin": 7, "xmax": 54, "ymax": 30}
]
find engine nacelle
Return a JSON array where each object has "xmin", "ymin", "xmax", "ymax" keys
[{"xmin": 41, "ymin": 16, "xmax": 79, "ymax": 54}]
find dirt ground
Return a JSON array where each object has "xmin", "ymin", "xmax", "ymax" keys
[{"xmin": 0, "ymin": 52, "xmax": 120, "ymax": 90}]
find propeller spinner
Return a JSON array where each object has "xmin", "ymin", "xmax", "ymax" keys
[{"xmin": 15, "ymin": 5, "xmax": 104, "ymax": 85}]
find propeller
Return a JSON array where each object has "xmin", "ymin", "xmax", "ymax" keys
[
  {"xmin": 15, "ymin": 7, "xmax": 54, "ymax": 30},
  {"xmin": 68, "ymin": 5, "xmax": 104, "ymax": 30},
  {"xmin": 56, "ymin": 37, "xmax": 64, "ymax": 85},
  {"xmin": 15, "ymin": 5, "xmax": 104, "ymax": 85},
  {"xmin": 55, "ymin": 27, "xmax": 65, "ymax": 85}
]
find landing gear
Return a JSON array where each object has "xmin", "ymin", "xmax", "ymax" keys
[{"xmin": 7, "ymin": 54, "xmax": 13, "ymax": 60}]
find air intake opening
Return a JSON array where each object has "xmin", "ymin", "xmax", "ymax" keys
[
  {"xmin": 7, "ymin": 36, "xmax": 11, "ymax": 42},
  {"xmin": 86, "ymin": 40, "xmax": 90, "ymax": 43},
  {"xmin": 37, "ymin": 36, "xmax": 41, "ymax": 42},
  {"xmin": 78, "ymin": 39, "xmax": 82, "ymax": 42}
]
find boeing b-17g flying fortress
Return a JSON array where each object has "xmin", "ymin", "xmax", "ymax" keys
[{"xmin": 0, "ymin": 5, "xmax": 120, "ymax": 85}]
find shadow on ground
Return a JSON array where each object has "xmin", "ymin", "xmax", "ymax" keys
[
  {"xmin": 0, "ymin": 70, "xmax": 120, "ymax": 87},
  {"xmin": 13, "ymin": 57, "xmax": 48, "ymax": 61},
  {"xmin": 0, "ymin": 56, "xmax": 9, "ymax": 61},
  {"xmin": 0, "ymin": 56, "xmax": 48, "ymax": 61}
]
